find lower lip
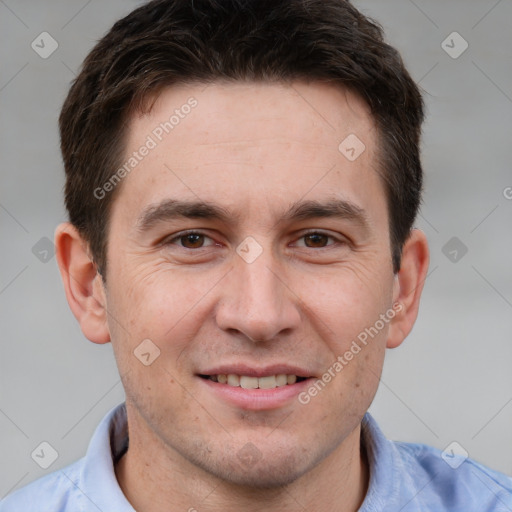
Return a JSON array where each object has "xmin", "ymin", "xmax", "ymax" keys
[{"xmin": 198, "ymin": 377, "xmax": 312, "ymax": 410}]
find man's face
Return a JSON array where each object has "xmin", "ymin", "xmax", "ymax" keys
[{"xmin": 104, "ymin": 81, "xmax": 398, "ymax": 486}]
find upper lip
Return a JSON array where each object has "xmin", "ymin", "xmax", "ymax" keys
[{"xmin": 198, "ymin": 363, "xmax": 315, "ymax": 378}]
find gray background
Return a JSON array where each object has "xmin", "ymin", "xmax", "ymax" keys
[{"xmin": 1, "ymin": 0, "xmax": 511, "ymax": 498}]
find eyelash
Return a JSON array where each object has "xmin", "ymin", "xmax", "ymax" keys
[
  {"xmin": 166, "ymin": 230, "xmax": 218, "ymax": 249},
  {"xmin": 164, "ymin": 229, "xmax": 345, "ymax": 250}
]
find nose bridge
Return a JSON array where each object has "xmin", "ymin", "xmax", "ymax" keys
[
  {"xmin": 216, "ymin": 241, "xmax": 300, "ymax": 342},
  {"xmin": 241, "ymin": 253, "xmax": 282, "ymax": 311}
]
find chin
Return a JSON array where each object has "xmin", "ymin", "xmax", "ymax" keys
[{"xmin": 191, "ymin": 443, "xmax": 315, "ymax": 489}]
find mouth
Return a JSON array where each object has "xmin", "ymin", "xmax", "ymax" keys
[
  {"xmin": 198, "ymin": 373, "xmax": 308, "ymax": 389},
  {"xmin": 196, "ymin": 366, "xmax": 315, "ymax": 410}
]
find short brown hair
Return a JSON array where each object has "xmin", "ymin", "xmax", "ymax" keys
[{"xmin": 59, "ymin": 0, "xmax": 424, "ymax": 278}]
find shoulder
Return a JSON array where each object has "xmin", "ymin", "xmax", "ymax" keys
[
  {"xmin": 0, "ymin": 403, "xmax": 131, "ymax": 512},
  {"xmin": 0, "ymin": 458, "xmax": 85, "ymax": 512},
  {"xmin": 394, "ymin": 440, "xmax": 512, "ymax": 511},
  {"xmin": 361, "ymin": 414, "xmax": 512, "ymax": 512}
]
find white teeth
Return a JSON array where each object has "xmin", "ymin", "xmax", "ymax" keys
[
  {"xmin": 276, "ymin": 374, "xmax": 287, "ymax": 386},
  {"xmin": 287, "ymin": 375, "xmax": 297, "ymax": 385},
  {"xmin": 210, "ymin": 374, "xmax": 302, "ymax": 389},
  {"xmin": 227, "ymin": 374, "xmax": 240, "ymax": 386},
  {"xmin": 258, "ymin": 375, "xmax": 277, "ymax": 389},
  {"xmin": 240, "ymin": 376, "xmax": 259, "ymax": 389}
]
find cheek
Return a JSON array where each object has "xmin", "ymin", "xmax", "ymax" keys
[
  {"xmin": 322, "ymin": 344, "xmax": 386, "ymax": 425},
  {"xmin": 119, "ymin": 357, "xmax": 205, "ymax": 443},
  {"xmin": 300, "ymin": 264, "xmax": 393, "ymax": 346},
  {"xmin": 106, "ymin": 264, "xmax": 206, "ymax": 420},
  {"xmin": 106, "ymin": 262, "xmax": 221, "ymax": 362},
  {"xmin": 298, "ymin": 262, "xmax": 392, "ymax": 408}
]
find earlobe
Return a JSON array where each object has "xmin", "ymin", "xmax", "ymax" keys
[
  {"xmin": 54, "ymin": 222, "xmax": 111, "ymax": 344},
  {"xmin": 386, "ymin": 228, "xmax": 430, "ymax": 349}
]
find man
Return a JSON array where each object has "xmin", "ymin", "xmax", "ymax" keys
[{"xmin": 1, "ymin": 0, "xmax": 511, "ymax": 510}]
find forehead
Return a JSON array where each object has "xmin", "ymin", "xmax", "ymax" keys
[{"xmin": 112, "ymin": 81, "xmax": 385, "ymax": 227}]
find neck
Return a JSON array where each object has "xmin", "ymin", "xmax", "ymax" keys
[{"xmin": 115, "ymin": 408, "xmax": 369, "ymax": 512}]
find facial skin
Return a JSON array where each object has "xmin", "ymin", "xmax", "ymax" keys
[{"xmin": 56, "ymin": 81, "xmax": 429, "ymax": 512}]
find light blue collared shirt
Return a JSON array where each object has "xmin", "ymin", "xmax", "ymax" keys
[{"xmin": 2, "ymin": 402, "xmax": 511, "ymax": 511}]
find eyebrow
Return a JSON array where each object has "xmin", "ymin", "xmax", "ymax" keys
[
  {"xmin": 135, "ymin": 198, "xmax": 370, "ymax": 233},
  {"xmin": 136, "ymin": 200, "xmax": 235, "ymax": 232},
  {"xmin": 279, "ymin": 199, "xmax": 370, "ymax": 231}
]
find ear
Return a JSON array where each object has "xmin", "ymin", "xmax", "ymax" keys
[
  {"xmin": 55, "ymin": 222, "xmax": 111, "ymax": 344},
  {"xmin": 386, "ymin": 228, "xmax": 430, "ymax": 349}
]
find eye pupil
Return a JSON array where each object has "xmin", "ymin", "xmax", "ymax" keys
[
  {"xmin": 305, "ymin": 233, "xmax": 328, "ymax": 247},
  {"xmin": 182, "ymin": 233, "xmax": 204, "ymax": 248}
]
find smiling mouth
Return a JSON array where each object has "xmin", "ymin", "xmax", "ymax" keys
[{"xmin": 198, "ymin": 374, "xmax": 308, "ymax": 389}]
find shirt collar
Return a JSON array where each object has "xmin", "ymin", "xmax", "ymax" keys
[
  {"xmin": 80, "ymin": 402, "xmax": 134, "ymax": 511},
  {"xmin": 358, "ymin": 413, "xmax": 401, "ymax": 511}
]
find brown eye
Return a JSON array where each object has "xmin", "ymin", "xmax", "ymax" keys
[
  {"xmin": 165, "ymin": 231, "xmax": 217, "ymax": 250},
  {"xmin": 180, "ymin": 233, "xmax": 206, "ymax": 248},
  {"xmin": 303, "ymin": 233, "xmax": 330, "ymax": 248}
]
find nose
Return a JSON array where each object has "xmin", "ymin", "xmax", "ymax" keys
[{"xmin": 215, "ymin": 247, "xmax": 301, "ymax": 343}]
